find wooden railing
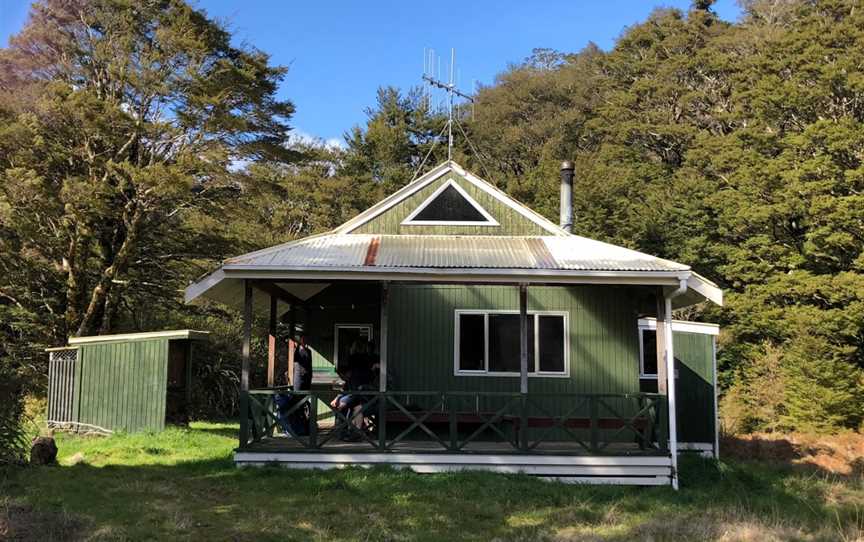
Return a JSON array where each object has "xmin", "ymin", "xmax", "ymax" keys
[{"xmin": 243, "ymin": 389, "xmax": 668, "ymax": 456}]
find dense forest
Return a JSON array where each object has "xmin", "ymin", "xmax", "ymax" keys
[{"xmin": 2, "ymin": 0, "xmax": 863, "ymax": 460}]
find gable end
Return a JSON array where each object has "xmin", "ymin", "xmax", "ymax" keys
[{"xmin": 340, "ymin": 162, "xmax": 566, "ymax": 236}]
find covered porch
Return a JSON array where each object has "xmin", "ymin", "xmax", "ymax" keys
[{"xmin": 202, "ymin": 269, "xmax": 715, "ymax": 487}]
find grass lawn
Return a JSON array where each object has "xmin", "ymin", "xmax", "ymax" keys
[{"xmin": 2, "ymin": 422, "xmax": 863, "ymax": 541}]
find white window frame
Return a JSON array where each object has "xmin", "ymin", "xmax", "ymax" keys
[
  {"xmin": 333, "ymin": 323, "xmax": 373, "ymax": 367},
  {"xmin": 401, "ymin": 178, "xmax": 500, "ymax": 226},
  {"xmin": 637, "ymin": 318, "xmax": 717, "ymax": 379},
  {"xmin": 453, "ymin": 309, "xmax": 569, "ymax": 378}
]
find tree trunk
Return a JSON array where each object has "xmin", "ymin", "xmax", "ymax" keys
[
  {"xmin": 64, "ymin": 230, "xmax": 90, "ymax": 335},
  {"xmin": 75, "ymin": 203, "xmax": 144, "ymax": 337}
]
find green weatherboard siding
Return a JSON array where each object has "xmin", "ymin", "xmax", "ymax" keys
[
  {"xmin": 350, "ymin": 172, "xmax": 551, "ymax": 236},
  {"xmin": 72, "ymin": 339, "xmax": 169, "ymax": 432},
  {"xmin": 639, "ymin": 330, "xmax": 717, "ymax": 444},
  {"xmin": 673, "ymin": 332, "xmax": 716, "ymax": 444},
  {"xmin": 384, "ymin": 284, "xmax": 644, "ymax": 442},
  {"xmin": 386, "ymin": 284, "xmax": 641, "ymax": 394},
  {"xmin": 294, "ymin": 282, "xmax": 716, "ymax": 444}
]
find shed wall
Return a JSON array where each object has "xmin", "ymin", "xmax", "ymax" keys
[
  {"xmin": 73, "ymin": 338, "xmax": 168, "ymax": 432},
  {"xmin": 640, "ymin": 331, "xmax": 717, "ymax": 444},
  {"xmin": 673, "ymin": 332, "xmax": 716, "ymax": 443}
]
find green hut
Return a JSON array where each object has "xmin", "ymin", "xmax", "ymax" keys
[
  {"xmin": 47, "ymin": 330, "xmax": 208, "ymax": 433},
  {"xmin": 185, "ymin": 160, "xmax": 724, "ymax": 487}
]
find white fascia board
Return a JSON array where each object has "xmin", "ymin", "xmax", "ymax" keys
[
  {"xmin": 401, "ymin": 178, "xmax": 499, "ymax": 226},
  {"xmin": 638, "ymin": 318, "xmax": 720, "ymax": 336},
  {"xmin": 335, "ymin": 163, "xmax": 453, "ymax": 234},
  {"xmin": 337, "ymin": 160, "xmax": 568, "ymax": 236},
  {"xmin": 185, "ymin": 267, "xmax": 226, "ymax": 304},
  {"xmin": 451, "ymin": 162, "xmax": 568, "ymax": 236},
  {"xmin": 220, "ymin": 265, "xmax": 689, "ymax": 286},
  {"xmin": 687, "ymin": 272, "xmax": 723, "ymax": 306}
]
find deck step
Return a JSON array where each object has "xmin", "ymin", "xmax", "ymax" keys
[{"xmin": 234, "ymin": 451, "xmax": 672, "ymax": 486}]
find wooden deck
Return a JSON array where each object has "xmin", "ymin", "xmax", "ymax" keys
[
  {"xmin": 241, "ymin": 429, "xmax": 658, "ymax": 455},
  {"xmin": 235, "ymin": 429, "xmax": 672, "ymax": 485}
]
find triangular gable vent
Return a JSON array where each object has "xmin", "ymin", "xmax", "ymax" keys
[{"xmin": 401, "ymin": 179, "xmax": 499, "ymax": 226}]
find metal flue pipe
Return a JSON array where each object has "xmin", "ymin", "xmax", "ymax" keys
[{"xmin": 560, "ymin": 161, "xmax": 575, "ymax": 233}]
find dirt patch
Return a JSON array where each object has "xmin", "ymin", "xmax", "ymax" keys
[
  {"xmin": 722, "ymin": 432, "xmax": 864, "ymax": 476},
  {"xmin": 0, "ymin": 500, "xmax": 85, "ymax": 541}
]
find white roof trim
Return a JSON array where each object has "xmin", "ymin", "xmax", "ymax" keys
[
  {"xmin": 68, "ymin": 329, "xmax": 210, "ymax": 345},
  {"xmin": 638, "ymin": 318, "xmax": 720, "ymax": 336},
  {"xmin": 687, "ymin": 273, "xmax": 723, "ymax": 306},
  {"xmin": 213, "ymin": 265, "xmax": 690, "ymax": 288},
  {"xmin": 185, "ymin": 267, "xmax": 226, "ymax": 303},
  {"xmin": 401, "ymin": 178, "xmax": 500, "ymax": 226},
  {"xmin": 335, "ymin": 162, "xmax": 453, "ymax": 234},
  {"xmin": 336, "ymin": 160, "xmax": 567, "ymax": 236},
  {"xmin": 451, "ymin": 162, "xmax": 568, "ymax": 236}
]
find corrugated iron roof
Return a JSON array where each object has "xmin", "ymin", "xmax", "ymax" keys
[{"xmin": 225, "ymin": 234, "xmax": 689, "ymax": 273}]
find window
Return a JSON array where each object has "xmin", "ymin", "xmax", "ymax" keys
[
  {"xmin": 640, "ymin": 328, "xmax": 658, "ymax": 378},
  {"xmin": 458, "ymin": 314, "xmax": 485, "ymax": 371},
  {"xmin": 488, "ymin": 314, "xmax": 535, "ymax": 373},
  {"xmin": 455, "ymin": 310, "xmax": 568, "ymax": 376},
  {"xmin": 402, "ymin": 179, "xmax": 499, "ymax": 226}
]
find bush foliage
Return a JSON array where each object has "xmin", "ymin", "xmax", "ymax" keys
[{"xmin": 1, "ymin": 0, "xmax": 863, "ymax": 431}]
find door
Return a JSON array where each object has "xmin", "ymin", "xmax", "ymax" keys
[{"xmin": 334, "ymin": 324, "xmax": 373, "ymax": 373}]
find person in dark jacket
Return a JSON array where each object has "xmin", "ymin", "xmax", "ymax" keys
[
  {"xmin": 288, "ymin": 334, "xmax": 313, "ymax": 435},
  {"xmin": 293, "ymin": 334, "xmax": 312, "ymax": 391}
]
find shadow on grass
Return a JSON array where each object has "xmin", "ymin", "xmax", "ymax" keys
[
  {"xmin": 721, "ymin": 433, "xmax": 864, "ymax": 480},
  {"xmin": 183, "ymin": 425, "xmax": 239, "ymax": 440},
  {"xmin": 3, "ymin": 454, "xmax": 861, "ymax": 541}
]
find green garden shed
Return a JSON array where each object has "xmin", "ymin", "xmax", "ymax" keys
[{"xmin": 47, "ymin": 330, "xmax": 208, "ymax": 433}]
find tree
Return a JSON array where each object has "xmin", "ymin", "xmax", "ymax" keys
[
  {"xmin": 0, "ymin": 0, "xmax": 296, "ymax": 342},
  {"xmin": 463, "ymin": 1, "xmax": 864, "ymax": 431},
  {"xmin": 341, "ymin": 86, "xmax": 449, "ymax": 194}
]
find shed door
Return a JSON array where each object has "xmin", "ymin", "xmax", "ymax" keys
[{"xmin": 47, "ymin": 348, "xmax": 79, "ymax": 425}]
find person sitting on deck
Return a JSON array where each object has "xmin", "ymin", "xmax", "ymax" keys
[{"xmin": 332, "ymin": 340, "xmax": 378, "ymax": 441}]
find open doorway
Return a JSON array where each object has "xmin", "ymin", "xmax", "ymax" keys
[{"xmin": 334, "ymin": 324, "xmax": 373, "ymax": 374}]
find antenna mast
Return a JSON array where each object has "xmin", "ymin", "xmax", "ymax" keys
[{"xmin": 423, "ymin": 48, "xmax": 474, "ymax": 161}]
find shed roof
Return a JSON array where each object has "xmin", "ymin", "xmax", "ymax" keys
[{"xmin": 68, "ymin": 329, "xmax": 210, "ymax": 346}]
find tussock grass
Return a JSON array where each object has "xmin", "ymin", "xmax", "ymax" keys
[{"xmin": 1, "ymin": 422, "xmax": 862, "ymax": 541}]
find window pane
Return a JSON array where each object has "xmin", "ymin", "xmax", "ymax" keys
[
  {"xmin": 413, "ymin": 185, "xmax": 487, "ymax": 222},
  {"xmin": 458, "ymin": 314, "xmax": 485, "ymax": 371},
  {"xmin": 538, "ymin": 316, "xmax": 565, "ymax": 373},
  {"xmin": 642, "ymin": 330, "xmax": 658, "ymax": 376},
  {"xmin": 489, "ymin": 314, "xmax": 534, "ymax": 373}
]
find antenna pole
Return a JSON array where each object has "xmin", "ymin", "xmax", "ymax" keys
[
  {"xmin": 420, "ymin": 47, "xmax": 474, "ymax": 164},
  {"xmin": 448, "ymin": 48, "xmax": 455, "ymax": 160}
]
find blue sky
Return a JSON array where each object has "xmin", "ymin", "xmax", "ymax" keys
[{"xmin": 0, "ymin": 0, "xmax": 741, "ymax": 146}]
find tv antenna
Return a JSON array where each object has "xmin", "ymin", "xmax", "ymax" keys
[{"xmin": 423, "ymin": 48, "xmax": 475, "ymax": 161}]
